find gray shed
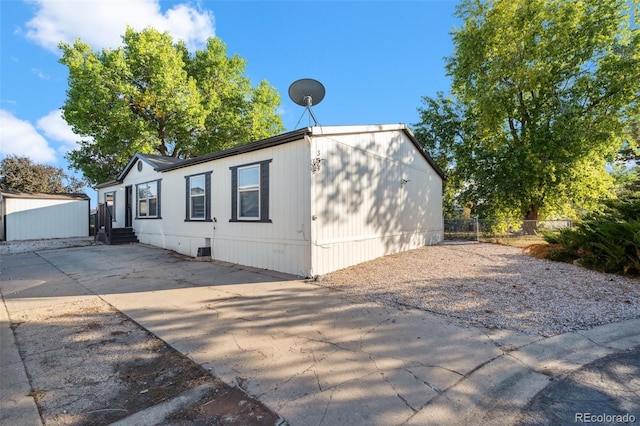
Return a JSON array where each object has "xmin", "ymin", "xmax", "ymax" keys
[{"xmin": 0, "ymin": 191, "xmax": 90, "ymax": 241}]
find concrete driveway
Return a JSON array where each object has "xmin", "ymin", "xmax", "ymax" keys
[{"xmin": 2, "ymin": 243, "xmax": 639, "ymax": 425}]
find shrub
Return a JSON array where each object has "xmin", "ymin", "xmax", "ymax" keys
[
  {"xmin": 523, "ymin": 243, "xmax": 576, "ymax": 262},
  {"xmin": 540, "ymin": 196, "xmax": 640, "ymax": 275}
]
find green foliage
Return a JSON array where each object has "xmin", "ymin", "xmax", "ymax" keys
[
  {"xmin": 413, "ymin": 92, "xmax": 472, "ymax": 217},
  {"xmin": 0, "ymin": 155, "xmax": 85, "ymax": 193},
  {"xmin": 543, "ymin": 196, "xmax": 640, "ymax": 275},
  {"xmin": 59, "ymin": 27, "xmax": 284, "ymax": 185},
  {"xmin": 414, "ymin": 0, "xmax": 640, "ymax": 220}
]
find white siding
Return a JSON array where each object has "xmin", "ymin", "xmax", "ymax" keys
[
  {"xmin": 97, "ymin": 158, "xmax": 164, "ymax": 228},
  {"xmin": 96, "ymin": 125, "xmax": 443, "ymax": 277},
  {"xmin": 3, "ymin": 197, "xmax": 89, "ymax": 241},
  {"xmin": 126, "ymin": 139, "xmax": 312, "ymax": 276},
  {"xmin": 211, "ymin": 140, "xmax": 312, "ymax": 276},
  {"xmin": 310, "ymin": 128, "xmax": 443, "ymax": 275}
]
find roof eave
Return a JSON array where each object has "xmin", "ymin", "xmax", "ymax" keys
[
  {"xmin": 157, "ymin": 128, "xmax": 312, "ymax": 172},
  {"xmin": 94, "ymin": 179, "xmax": 121, "ymax": 189},
  {"xmin": 401, "ymin": 127, "xmax": 446, "ymax": 180}
]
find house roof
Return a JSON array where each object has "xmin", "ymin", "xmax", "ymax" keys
[
  {"xmin": 156, "ymin": 124, "xmax": 445, "ymax": 179},
  {"xmin": 156, "ymin": 128, "xmax": 312, "ymax": 172},
  {"xmin": 141, "ymin": 154, "xmax": 183, "ymax": 168},
  {"xmin": 94, "ymin": 180, "xmax": 120, "ymax": 189},
  {"xmin": 94, "ymin": 153, "xmax": 182, "ymax": 188},
  {"xmin": 97, "ymin": 124, "xmax": 445, "ymax": 186},
  {"xmin": 116, "ymin": 153, "xmax": 181, "ymax": 181},
  {"xmin": 0, "ymin": 191, "xmax": 90, "ymax": 201}
]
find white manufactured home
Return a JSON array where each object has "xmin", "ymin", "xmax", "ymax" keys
[
  {"xmin": 0, "ymin": 191, "xmax": 90, "ymax": 241},
  {"xmin": 96, "ymin": 124, "xmax": 445, "ymax": 276}
]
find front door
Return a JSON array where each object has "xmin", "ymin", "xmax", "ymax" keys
[{"xmin": 125, "ymin": 186, "xmax": 132, "ymax": 227}]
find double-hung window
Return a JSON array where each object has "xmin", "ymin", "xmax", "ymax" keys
[
  {"xmin": 185, "ymin": 172, "xmax": 211, "ymax": 221},
  {"xmin": 230, "ymin": 160, "xmax": 271, "ymax": 222},
  {"xmin": 136, "ymin": 180, "xmax": 160, "ymax": 218},
  {"xmin": 238, "ymin": 165, "xmax": 260, "ymax": 219}
]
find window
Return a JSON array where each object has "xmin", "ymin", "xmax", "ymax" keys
[
  {"xmin": 230, "ymin": 160, "xmax": 271, "ymax": 222},
  {"xmin": 105, "ymin": 192, "xmax": 115, "ymax": 221},
  {"xmin": 238, "ymin": 165, "xmax": 259, "ymax": 218},
  {"xmin": 136, "ymin": 180, "xmax": 161, "ymax": 218},
  {"xmin": 191, "ymin": 175, "xmax": 206, "ymax": 219},
  {"xmin": 185, "ymin": 172, "xmax": 211, "ymax": 221}
]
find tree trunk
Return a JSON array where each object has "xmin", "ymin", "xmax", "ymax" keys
[{"xmin": 523, "ymin": 204, "xmax": 539, "ymax": 235}]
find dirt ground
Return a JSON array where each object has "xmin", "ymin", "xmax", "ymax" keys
[{"xmin": 8, "ymin": 291, "xmax": 282, "ymax": 425}]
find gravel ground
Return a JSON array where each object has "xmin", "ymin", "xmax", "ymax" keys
[
  {"xmin": 320, "ymin": 242, "xmax": 640, "ymax": 337},
  {"xmin": 0, "ymin": 237, "xmax": 98, "ymax": 255}
]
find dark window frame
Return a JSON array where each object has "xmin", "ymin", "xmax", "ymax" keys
[
  {"xmin": 230, "ymin": 159, "xmax": 272, "ymax": 223},
  {"xmin": 104, "ymin": 191, "xmax": 116, "ymax": 221},
  {"xmin": 135, "ymin": 179, "xmax": 161, "ymax": 219},
  {"xmin": 184, "ymin": 172, "xmax": 212, "ymax": 222}
]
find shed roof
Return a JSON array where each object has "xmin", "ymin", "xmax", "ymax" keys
[{"xmin": 0, "ymin": 191, "xmax": 90, "ymax": 201}]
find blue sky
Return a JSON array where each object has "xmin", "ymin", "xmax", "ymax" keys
[{"xmin": 1, "ymin": 0, "xmax": 459, "ymax": 192}]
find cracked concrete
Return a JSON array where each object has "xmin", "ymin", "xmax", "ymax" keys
[{"xmin": 2, "ymin": 243, "xmax": 639, "ymax": 425}]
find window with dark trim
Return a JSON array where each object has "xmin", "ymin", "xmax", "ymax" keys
[
  {"xmin": 105, "ymin": 191, "xmax": 116, "ymax": 221},
  {"xmin": 230, "ymin": 160, "xmax": 271, "ymax": 222},
  {"xmin": 185, "ymin": 172, "xmax": 212, "ymax": 221},
  {"xmin": 136, "ymin": 179, "xmax": 161, "ymax": 219}
]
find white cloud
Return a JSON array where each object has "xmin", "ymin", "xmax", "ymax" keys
[
  {"xmin": 0, "ymin": 110, "xmax": 56, "ymax": 163},
  {"xmin": 32, "ymin": 68, "xmax": 50, "ymax": 79},
  {"xmin": 36, "ymin": 109, "xmax": 81, "ymax": 152},
  {"xmin": 25, "ymin": 0, "xmax": 215, "ymax": 52}
]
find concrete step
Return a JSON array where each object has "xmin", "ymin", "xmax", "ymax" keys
[{"xmin": 109, "ymin": 228, "xmax": 139, "ymax": 245}]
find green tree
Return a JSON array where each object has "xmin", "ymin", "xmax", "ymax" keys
[
  {"xmin": 60, "ymin": 27, "xmax": 284, "ymax": 185},
  {"xmin": 415, "ymin": 0, "xmax": 640, "ymax": 221},
  {"xmin": 413, "ymin": 92, "xmax": 474, "ymax": 217},
  {"xmin": 611, "ymin": 120, "xmax": 640, "ymax": 195},
  {"xmin": 616, "ymin": 119, "xmax": 640, "ymax": 163},
  {"xmin": 0, "ymin": 155, "xmax": 85, "ymax": 193}
]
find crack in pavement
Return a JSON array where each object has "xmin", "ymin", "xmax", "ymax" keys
[
  {"xmin": 317, "ymin": 391, "xmax": 333, "ymax": 426},
  {"xmin": 358, "ymin": 316, "xmax": 392, "ymax": 351},
  {"xmin": 402, "ymin": 366, "xmax": 446, "ymax": 395},
  {"xmin": 229, "ymin": 332, "xmax": 244, "ymax": 351},
  {"xmin": 269, "ymin": 317, "xmax": 476, "ymax": 416},
  {"xmin": 271, "ymin": 342, "xmax": 338, "ymax": 395},
  {"xmin": 377, "ymin": 367, "xmax": 418, "ymax": 413}
]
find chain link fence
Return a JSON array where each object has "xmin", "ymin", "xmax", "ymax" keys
[{"xmin": 444, "ymin": 218, "xmax": 575, "ymax": 246}]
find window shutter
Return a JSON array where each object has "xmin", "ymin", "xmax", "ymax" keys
[
  {"xmin": 135, "ymin": 184, "xmax": 139, "ymax": 217},
  {"xmin": 185, "ymin": 177, "xmax": 190, "ymax": 220},
  {"xmin": 260, "ymin": 160, "xmax": 270, "ymax": 222},
  {"xmin": 156, "ymin": 179, "xmax": 162, "ymax": 218},
  {"xmin": 205, "ymin": 171, "xmax": 212, "ymax": 221},
  {"xmin": 230, "ymin": 166, "xmax": 238, "ymax": 221}
]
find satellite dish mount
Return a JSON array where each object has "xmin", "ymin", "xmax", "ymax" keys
[{"xmin": 289, "ymin": 78, "xmax": 325, "ymax": 127}]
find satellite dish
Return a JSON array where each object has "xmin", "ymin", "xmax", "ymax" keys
[{"xmin": 288, "ymin": 78, "xmax": 325, "ymax": 126}]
